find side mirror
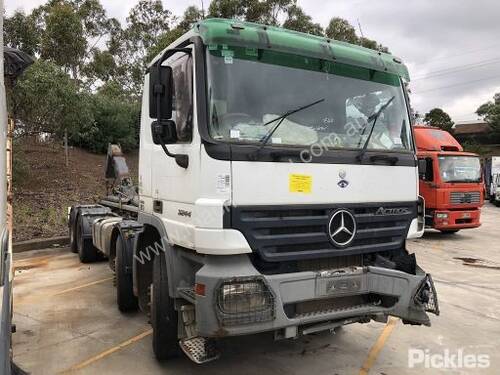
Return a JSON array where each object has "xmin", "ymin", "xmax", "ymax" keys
[
  {"xmin": 418, "ymin": 159, "xmax": 427, "ymax": 177},
  {"xmin": 149, "ymin": 65, "xmax": 173, "ymax": 120},
  {"xmin": 151, "ymin": 120, "xmax": 177, "ymax": 144}
]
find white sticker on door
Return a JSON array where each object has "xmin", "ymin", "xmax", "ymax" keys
[{"xmin": 216, "ymin": 174, "xmax": 231, "ymax": 193}]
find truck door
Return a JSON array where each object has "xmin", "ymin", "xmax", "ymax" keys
[
  {"xmin": 418, "ymin": 156, "xmax": 437, "ymax": 208},
  {"xmin": 149, "ymin": 47, "xmax": 201, "ymax": 248}
]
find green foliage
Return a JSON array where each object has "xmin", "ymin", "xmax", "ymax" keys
[
  {"xmin": 477, "ymin": 93, "xmax": 500, "ymax": 132},
  {"xmin": 83, "ymin": 49, "xmax": 117, "ymax": 82},
  {"xmin": 208, "ymin": 0, "xmax": 251, "ymax": 20},
  {"xmin": 359, "ymin": 37, "xmax": 389, "ymax": 53},
  {"xmin": 4, "ymin": 11, "xmax": 41, "ymax": 56},
  {"xmin": 325, "ymin": 17, "xmax": 388, "ymax": 52},
  {"xmin": 325, "ymin": 18, "xmax": 357, "ymax": 44},
  {"xmin": 12, "ymin": 60, "xmax": 94, "ymax": 137},
  {"xmin": 424, "ymin": 108, "xmax": 455, "ymax": 133},
  {"xmin": 12, "ymin": 148, "xmax": 30, "ymax": 186},
  {"xmin": 461, "ymin": 141, "xmax": 490, "ymax": 156},
  {"xmin": 74, "ymin": 0, "xmax": 112, "ymax": 39},
  {"xmin": 178, "ymin": 6, "xmax": 204, "ymax": 32},
  {"xmin": 71, "ymin": 87, "xmax": 140, "ymax": 153},
  {"xmin": 108, "ymin": 0, "xmax": 173, "ymax": 95},
  {"xmin": 208, "ymin": 0, "xmax": 292, "ymax": 25},
  {"xmin": 40, "ymin": 1, "xmax": 87, "ymax": 76},
  {"xmin": 282, "ymin": 4, "xmax": 323, "ymax": 35},
  {"xmin": 146, "ymin": 28, "xmax": 185, "ymax": 63}
]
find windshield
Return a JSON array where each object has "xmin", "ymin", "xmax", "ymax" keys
[
  {"xmin": 438, "ymin": 156, "xmax": 481, "ymax": 183},
  {"xmin": 206, "ymin": 45, "xmax": 412, "ymax": 151}
]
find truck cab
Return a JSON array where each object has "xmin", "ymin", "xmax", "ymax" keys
[
  {"xmin": 414, "ymin": 125, "xmax": 483, "ymax": 233},
  {"xmin": 71, "ymin": 19, "xmax": 439, "ymax": 364}
]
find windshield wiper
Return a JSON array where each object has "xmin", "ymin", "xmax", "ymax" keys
[
  {"xmin": 356, "ymin": 96, "xmax": 395, "ymax": 161},
  {"xmin": 254, "ymin": 98, "xmax": 325, "ymax": 153}
]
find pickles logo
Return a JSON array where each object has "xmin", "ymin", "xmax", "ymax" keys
[{"xmin": 375, "ymin": 207, "xmax": 411, "ymax": 216}]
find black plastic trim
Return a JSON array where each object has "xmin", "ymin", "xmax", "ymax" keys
[
  {"xmin": 224, "ymin": 201, "xmax": 417, "ymax": 262},
  {"xmin": 204, "ymin": 143, "xmax": 416, "ymax": 166}
]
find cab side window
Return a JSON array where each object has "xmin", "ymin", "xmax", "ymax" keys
[
  {"xmin": 419, "ymin": 157, "xmax": 434, "ymax": 181},
  {"xmin": 169, "ymin": 52, "xmax": 193, "ymax": 142}
]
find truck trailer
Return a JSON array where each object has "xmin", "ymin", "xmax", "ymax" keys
[
  {"xmin": 414, "ymin": 125, "xmax": 484, "ymax": 233},
  {"xmin": 69, "ymin": 19, "xmax": 439, "ymax": 364}
]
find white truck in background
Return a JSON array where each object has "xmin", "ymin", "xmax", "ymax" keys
[
  {"xmin": 69, "ymin": 18, "xmax": 439, "ymax": 364},
  {"xmin": 486, "ymin": 156, "xmax": 500, "ymax": 205}
]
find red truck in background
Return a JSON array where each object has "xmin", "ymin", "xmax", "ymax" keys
[{"xmin": 414, "ymin": 125, "xmax": 484, "ymax": 233}]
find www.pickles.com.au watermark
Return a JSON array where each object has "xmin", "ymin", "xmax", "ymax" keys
[{"xmin": 408, "ymin": 348, "xmax": 490, "ymax": 369}]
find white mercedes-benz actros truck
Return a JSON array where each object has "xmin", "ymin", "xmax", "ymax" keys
[{"xmin": 69, "ymin": 18, "xmax": 439, "ymax": 364}]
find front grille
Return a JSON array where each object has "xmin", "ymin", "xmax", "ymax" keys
[
  {"xmin": 229, "ymin": 202, "xmax": 415, "ymax": 261},
  {"xmin": 450, "ymin": 191, "xmax": 481, "ymax": 204}
]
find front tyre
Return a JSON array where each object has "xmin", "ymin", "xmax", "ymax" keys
[
  {"xmin": 151, "ymin": 252, "xmax": 179, "ymax": 360},
  {"xmin": 115, "ymin": 234, "xmax": 138, "ymax": 312}
]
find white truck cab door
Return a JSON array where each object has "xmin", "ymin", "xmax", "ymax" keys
[{"xmin": 149, "ymin": 47, "xmax": 201, "ymax": 248}]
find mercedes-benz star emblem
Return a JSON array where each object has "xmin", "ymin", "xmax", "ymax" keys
[{"xmin": 328, "ymin": 209, "xmax": 356, "ymax": 247}]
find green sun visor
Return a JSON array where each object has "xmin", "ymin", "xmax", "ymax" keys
[
  {"xmin": 207, "ymin": 45, "xmax": 401, "ymax": 86},
  {"xmin": 194, "ymin": 18, "xmax": 410, "ymax": 82}
]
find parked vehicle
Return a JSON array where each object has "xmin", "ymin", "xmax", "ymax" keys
[
  {"xmin": 1, "ymin": 15, "xmax": 34, "ymax": 373},
  {"xmin": 491, "ymin": 173, "xmax": 500, "ymax": 206},
  {"xmin": 414, "ymin": 125, "xmax": 484, "ymax": 233},
  {"xmin": 69, "ymin": 19, "xmax": 439, "ymax": 364},
  {"xmin": 484, "ymin": 156, "xmax": 500, "ymax": 204}
]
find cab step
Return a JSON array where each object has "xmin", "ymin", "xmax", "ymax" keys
[{"xmin": 179, "ymin": 337, "xmax": 220, "ymax": 364}]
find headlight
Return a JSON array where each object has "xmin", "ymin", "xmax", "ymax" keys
[
  {"xmin": 435, "ymin": 213, "xmax": 448, "ymax": 219},
  {"xmin": 216, "ymin": 278, "xmax": 274, "ymax": 325}
]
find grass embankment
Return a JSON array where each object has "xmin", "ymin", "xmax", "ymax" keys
[{"xmin": 13, "ymin": 139, "xmax": 138, "ymax": 242}]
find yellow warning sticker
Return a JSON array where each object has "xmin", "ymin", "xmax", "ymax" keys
[{"xmin": 289, "ymin": 174, "xmax": 312, "ymax": 193}]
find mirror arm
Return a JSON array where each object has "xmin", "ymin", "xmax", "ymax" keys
[{"xmin": 158, "ymin": 135, "xmax": 189, "ymax": 169}]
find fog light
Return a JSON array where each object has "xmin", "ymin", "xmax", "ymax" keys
[
  {"xmin": 216, "ymin": 278, "xmax": 274, "ymax": 325},
  {"xmin": 435, "ymin": 212, "xmax": 448, "ymax": 219}
]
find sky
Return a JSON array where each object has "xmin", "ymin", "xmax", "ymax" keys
[{"xmin": 6, "ymin": 0, "xmax": 500, "ymax": 122}]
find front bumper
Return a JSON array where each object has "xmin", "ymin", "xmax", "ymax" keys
[
  {"xmin": 431, "ymin": 209, "xmax": 481, "ymax": 230},
  {"xmin": 194, "ymin": 255, "xmax": 438, "ymax": 338}
]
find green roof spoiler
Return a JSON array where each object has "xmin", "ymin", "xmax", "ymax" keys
[{"xmin": 193, "ymin": 18, "xmax": 410, "ymax": 82}]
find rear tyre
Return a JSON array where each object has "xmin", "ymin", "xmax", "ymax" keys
[
  {"xmin": 440, "ymin": 229, "xmax": 459, "ymax": 234},
  {"xmin": 69, "ymin": 221, "xmax": 78, "ymax": 253},
  {"xmin": 76, "ymin": 215, "xmax": 98, "ymax": 263},
  {"xmin": 151, "ymin": 252, "xmax": 179, "ymax": 361},
  {"xmin": 116, "ymin": 234, "xmax": 138, "ymax": 312}
]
